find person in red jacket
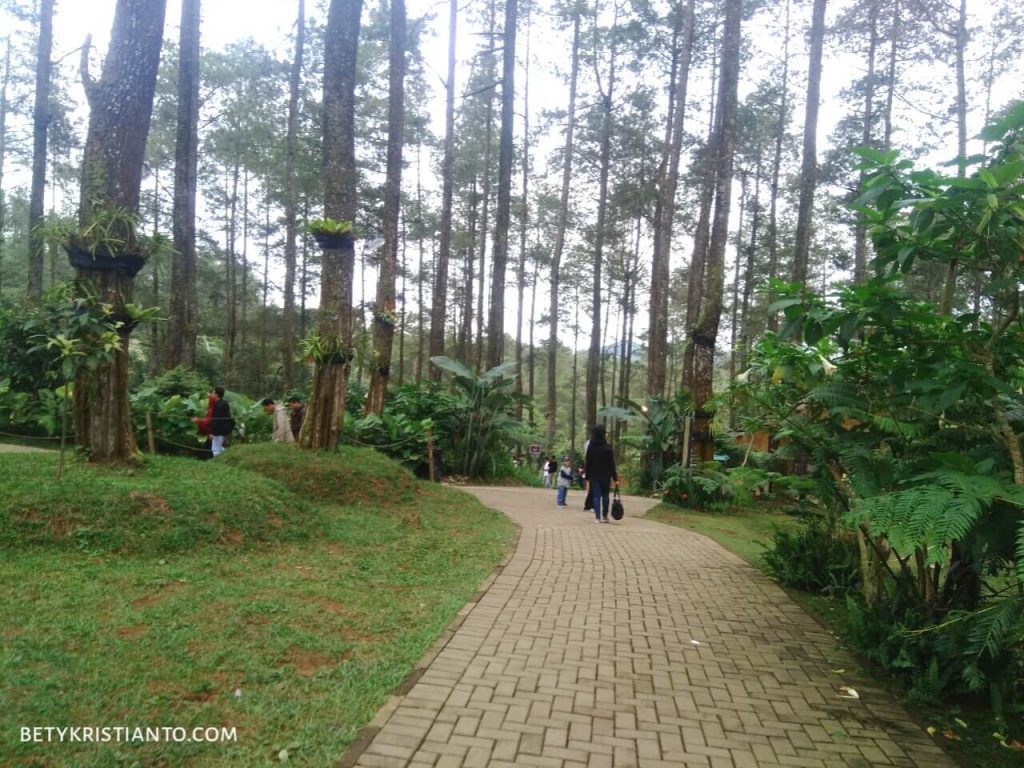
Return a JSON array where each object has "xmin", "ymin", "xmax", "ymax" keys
[{"xmin": 191, "ymin": 391, "xmax": 216, "ymax": 459}]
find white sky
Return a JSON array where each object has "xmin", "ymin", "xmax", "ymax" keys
[{"xmin": 11, "ymin": 0, "xmax": 1024, "ymax": 348}]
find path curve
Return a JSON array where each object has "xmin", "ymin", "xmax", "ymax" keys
[{"xmin": 345, "ymin": 485, "xmax": 953, "ymax": 768}]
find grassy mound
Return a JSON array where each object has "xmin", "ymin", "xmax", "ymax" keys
[
  {"xmin": 0, "ymin": 453, "xmax": 318, "ymax": 554},
  {"xmin": 221, "ymin": 443, "xmax": 421, "ymax": 507},
  {"xmin": 2, "ymin": 446, "xmax": 516, "ymax": 767}
]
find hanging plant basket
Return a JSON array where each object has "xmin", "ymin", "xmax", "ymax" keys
[
  {"xmin": 64, "ymin": 244, "xmax": 147, "ymax": 277},
  {"xmin": 312, "ymin": 231, "xmax": 355, "ymax": 250},
  {"xmin": 326, "ymin": 351, "xmax": 352, "ymax": 366}
]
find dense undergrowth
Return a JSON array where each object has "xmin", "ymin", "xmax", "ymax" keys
[{"xmin": 0, "ymin": 446, "xmax": 516, "ymax": 767}]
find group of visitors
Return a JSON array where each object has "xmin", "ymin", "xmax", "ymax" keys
[
  {"xmin": 261, "ymin": 397, "xmax": 305, "ymax": 444},
  {"xmin": 190, "ymin": 387, "xmax": 234, "ymax": 458},
  {"xmin": 191, "ymin": 388, "xmax": 305, "ymax": 458},
  {"xmin": 547, "ymin": 424, "xmax": 620, "ymax": 523}
]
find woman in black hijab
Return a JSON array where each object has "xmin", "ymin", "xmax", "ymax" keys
[{"xmin": 584, "ymin": 424, "xmax": 618, "ymax": 523}]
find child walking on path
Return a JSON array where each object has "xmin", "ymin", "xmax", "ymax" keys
[{"xmin": 556, "ymin": 456, "xmax": 574, "ymax": 507}]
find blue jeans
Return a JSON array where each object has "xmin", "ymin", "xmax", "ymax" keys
[
  {"xmin": 590, "ymin": 479, "xmax": 610, "ymax": 520},
  {"xmin": 557, "ymin": 486, "xmax": 568, "ymax": 505}
]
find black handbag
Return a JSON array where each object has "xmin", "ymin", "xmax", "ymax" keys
[{"xmin": 610, "ymin": 488, "xmax": 624, "ymax": 520}]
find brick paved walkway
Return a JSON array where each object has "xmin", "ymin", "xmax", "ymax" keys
[{"xmin": 345, "ymin": 486, "xmax": 954, "ymax": 768}]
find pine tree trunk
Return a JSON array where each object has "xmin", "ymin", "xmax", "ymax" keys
[
  {"xmin": 0, "ymin": 42, "xmax": 9, "ymax": 299},
  {"xmin": 587, "ymin": 25, "xmax": 617, "ymax": 431},
  {"xmin": 515, "ymin": 18, "xmax": 530, "ymax": 425},
  {"xmin": 546, "ymin": 12, "xmax": 580, "ymax": 448},
  {"xmin": 485, "ymin": 0, "xmax": 517, "ymax": 370},
  {"xmin": 73, "ymin": 0, "xmax": 167, "ymax": 463},
  {"xmin": 765, "ymin": 0, "xmax": 790, "ymax": 331},
  {"xmin": 690, "ymin": 0, "xmax": 741, "ymax": 463},
  {"xmin": 791, "ymin": 0, "xmax": 827, "ymax": 288},
  {"xmin": 458, "ymin": 187, "xmax": 477, "ymax": 363},
  {"xmin": 303, "ymin": 0, "xmax": 362, "ymax": 450},
  {"xmin": 240, "ymin": 172, "xmax": 250, "ymax": 350},
  {"xmin": 476, "ymin": 0, "xmax": 498, "ymax": 373},
  {"xmin": 882, "ymin": 0, "xmax": 898, "ymax": 150},
  {"xmin": 739, "ymin": 160, "xmax": 762, "ymax": 373},
  {"xmin": 282, "ymin": 0, "xmax": 305, "ymax": 390},
  {"xmin": 367, "ymin": 0, "xmax": 406, "ymax": 415},
  {"xmin": 485, "ymin": 0, "xmax": 516, "ymax": 370},
  {"xmin": 681, "ymin": 59, "xmax": 718, "ymax": 392},
  {"xmin": 223, "ymin": 163, "xmax": 240, "ymax": 376},
  {"xmin": 648, "ymin": 0, "xmax": 695, "ymax": 399},
  {"xmin": 939, "ymin": 0, "xmax": 968, "ymax": 315},
  {"xmin": 853, "ymin": 0, "xmax": 879, "ymax": 285},
  {"xmin": 27, "ymin": 0, "xmax": 54, "ymax": 298},
  {"xmin": 429, "ymin": 0, "xmax": 458, "ymax": 378},
  {"xmin": 166, "ymin": 0, "xmax": 200, "ymax": 370}
]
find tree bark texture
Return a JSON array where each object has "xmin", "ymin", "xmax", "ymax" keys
[
  {"xmin": 791, "ymin": 0, "xmax": 827, "ymax": 288},
  {"xmin": 74, "ymin": 0, "xmax": 168, "ymax": 463},
  {"xmin": 765, "ymin": 0, "xmax": 790, "ymax": 331},
  {"xmin": 367, "ymin": 0, "xmax": 406, "ymax": 415},
  {"xmin": 428, "ymin": 0, "xmax": 458, "ymax": 378},
  {"xmin": 167, "ymin": 0, "xmax": 200, "ymax": 369},
  {"xmin": 303, "ymin": 0, "xmax": 362, "ymax": 450},
  {"xmin": 27, "ymin": 0, "xmax": 55, "ymax": 298},
  {"xmin": 486, "ymin": 0, "xmax": 517, "ymax": 370},
  {"xmin": 546, "ymin": 12, "xmax": 580, "ymax": 448},
  {"xmin": 282, "ymin": 0, "xmax": 305, "ymax": 390},
  {"xmin": 649, "ymin": 0, "xmax": 695, "ymax": 399},
  {"xmin": 853, "ymin": 0, "xmax": 879, "ymax": 285},
  {"xmin": 586, "ymin": 19, "xmax": 617, "ymax": 432},
  {"xmin": 691, "ymin": 0, "xmax": 742, "ymax": 462}
]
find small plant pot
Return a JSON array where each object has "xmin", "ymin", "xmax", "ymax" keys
[
  {"xmin": 326, "ymin": 352, "xmax": 351, "ymax": 365},
  {"xmin": 65, "ymin": 245, "xmax": 147, "ymax": 277},
  {"xmin": 312, "ymin": 231, "xmax": 355, "ymax": 250}
]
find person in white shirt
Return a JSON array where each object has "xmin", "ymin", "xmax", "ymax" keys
[{"xmin": 262, "ymin": 398, "xmax": 295, "ymax": 444}]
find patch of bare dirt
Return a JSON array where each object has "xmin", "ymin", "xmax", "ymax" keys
[
  {"xmin": 279, "ymin": 645, "xmax": 347, "ymax": 676},
  {"xmin": 129, "ymin": 491, "xmax": 172, "ymax": 517},
  {"xmin": 132, "ymin": 579, "xmax": 188, "ymax": 609},
  {"xmin": 219, "ymin": 528, "xmax": 244, "ymax": 546},
  {"xmin": 116, "ymin": 624, "xmax": 148, "ymax": 639}
]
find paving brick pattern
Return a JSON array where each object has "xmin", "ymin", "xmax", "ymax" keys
[{"xmin": 347, "ymin": 486, "xmax": 954, "ymax": 768}]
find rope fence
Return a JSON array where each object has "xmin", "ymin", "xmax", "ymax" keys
[{"xmin": 0, "ymin": 419, "xmax": 429, "ymax": 455}]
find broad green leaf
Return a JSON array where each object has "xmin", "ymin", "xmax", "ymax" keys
[{"xmin": 429, "ymin": 355, "xmax": 472, "ymax": 379}]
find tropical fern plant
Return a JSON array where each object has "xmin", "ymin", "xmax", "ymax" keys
[{"xmin": 429, "ymin": 356, "xmax": 528, "ymax": 478}]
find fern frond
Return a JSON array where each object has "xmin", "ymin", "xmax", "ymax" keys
[
  {"xmin": 1018, "ymin": 519, "xmax": 1024, "ymax": 584},
  {"xmin": 965, "ymin": 598, "xmax": 1024, "ymax": 668},
  {"xmin": 809, "ymin": 380, "xmax": 863, "ymax": 410}
]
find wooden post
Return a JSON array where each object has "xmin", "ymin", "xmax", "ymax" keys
[
  {"xmin": 427, "ymin": 425, "xmax": 435, "ymax": 482},
  {"xmin": 680, "ymin": 411, "xmax": 692, "ymax": 468},
  {"xmin": 145, "ymin": 411, "xmax": 156, "ymax": 454}
]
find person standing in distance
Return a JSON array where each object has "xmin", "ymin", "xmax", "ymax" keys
[
  {"xmin": 262, "ymin": 398, "xmax": 295, "ymax": 443},
  {"xmin": 210, "ymin": 386, "xmax": 233, "ymax": 457},
  {"xmin": 556, "ymin": 455, "xmax": 574, "ymax": 508},
  {"xmin": 584, "ymin": 424, "xmax": 618, "ymax": 523},
  {"xmin": 288, "ymin": 396, "xmax": 305, "ymax": 441}
]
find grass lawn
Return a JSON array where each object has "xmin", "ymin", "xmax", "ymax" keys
[
  {"xmin": 0, "ymin": 446, "xmax": 516, "ymax": 767},
  {"xmin": 643, "ymin": 500, "xmax": 792, "ymax": 565}
]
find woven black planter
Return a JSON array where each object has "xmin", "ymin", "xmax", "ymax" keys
[
  {"xmin": 312, "ymin": 231, "xmax": 355, "ymax": 250},
  {"xmin": 65, "ymin": 245, "xmax": 147, "ymax": 277},
  {"xmin": 326, "ymin": 351, "xmax": 351, "ymax": 365}
]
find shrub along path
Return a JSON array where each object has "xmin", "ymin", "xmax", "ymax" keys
[{"xmin": 345, "ymin": 485, "xmax": 954, "ymax": 768}]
